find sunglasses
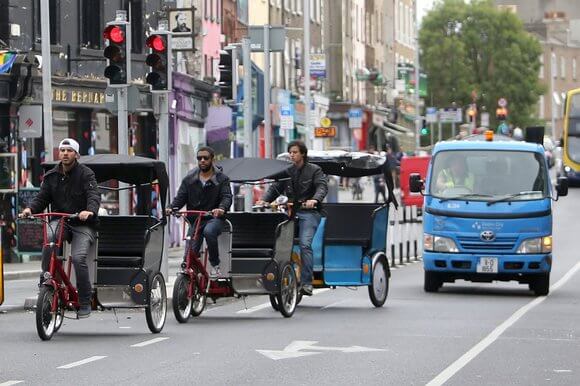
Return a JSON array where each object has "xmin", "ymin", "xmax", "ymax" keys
[{"xmin": 197, "ymin": 155, "xmax": 211, "ymax": 161}]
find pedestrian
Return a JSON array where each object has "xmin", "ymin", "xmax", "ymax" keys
[
  {"xmin": 19, "ymin": 138, "xmax": 101, "ymax": 318},
  {"xmin": 166, "ymin": 146, "xmax": 232, "ymax": 277},
  {"xmin": 373, "ymin": 174, "xmax": 387, "ymax": 203},
  {"xmin": 256, "ymin": 140, "xmax": 328, "ymax": 296}
]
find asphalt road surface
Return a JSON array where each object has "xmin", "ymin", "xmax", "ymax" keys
[{"xmin": 1, "ymin": 188, "xmax": 579, "ymax": 385}]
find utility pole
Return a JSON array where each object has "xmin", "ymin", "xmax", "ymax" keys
[
  {"xmin": 242, "ymin": 37, "xmax": 253, "ymax": 211},
  {"xmin": 304, "ymin": 0, "xmax": 312, "ymax": 149},
  {"xmin": 40, "ymin": 0, "xmax": 53, "ymax": 161},
  {"xmin": 550, "ymin": 51, "xmax": 557, "ymax": 142},
  {"xmin": 414, "ymin": 0, "xmax": 421, "ymax": 151},
  {"xmin": 264, "ymin": 25, "xmax": 272, "ymax": 158}
]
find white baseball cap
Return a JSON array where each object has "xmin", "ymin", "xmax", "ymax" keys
[{"xmin": 58, "ymin": 138, "xmax": 80, "ymax": 154}]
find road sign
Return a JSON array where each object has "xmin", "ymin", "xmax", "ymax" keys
[
  {"xmin": 426, "ymin": 107, "xmax": 438, "ymax": 123},
  {"xmin": 257, "ymin": 340, "xmax": 386, "ymax": 360},
  {"xmin": 439, "ymin": 108, "xmax": 462, "ymax": 123},
  {"xmin": 320, "ymin": 116, "xmax": 332, "ymax": 128},
  {"xmin": 498, "ymin": 98, "xmax": 508, "ymax": 107},
  {"xmin": 18, "ymin": 105, "xmax": 43, "ymax": 138},
  {"xmin": 310, "ymin": 53, "xmax": 326, "ymax": 78},
  {"xmin": 249, "ymin": 25, "xmax": 285, "ymax": 52},
  {"xmin": 314, "ymin": 126, "xmax": 336, "ymax": 138},
  {"xmin": 481, "ymin": 112, "xmax": 490, "ymax": 128},
  {"xmin": 348, "ymin": 108, "xmax": 363, "ymax": 129},
  {"xmin": 280, "ymin": 105, "xmax": 294, "ymax": 131}
]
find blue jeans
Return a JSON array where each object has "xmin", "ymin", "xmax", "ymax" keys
[
  {"xmin": 186, "ymin": 217, "xmax": 224, "ymax": 267},
  {"xmin": 297, "ymin": 211, "xmax": 321, "ymax": 286}
]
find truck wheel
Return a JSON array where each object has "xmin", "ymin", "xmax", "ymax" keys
[
  {"xmin": 530, "ymin": 274, "xmax": 550, "ymax": 296},
  {"xmin": 424, "ymin": 271, "xmax": 442, "ymax": 293}
]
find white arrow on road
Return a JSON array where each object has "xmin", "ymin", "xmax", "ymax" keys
[{"xmin": 257, "ymin": 340, "xmax": 386, "ymax": 360}]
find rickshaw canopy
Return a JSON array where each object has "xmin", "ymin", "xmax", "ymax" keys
[
  {"xmin": 216, "ymin": 157, "xmax": 291, "ymax": 182},
  {"xmin": 277, "ymin": 150, "xmax": 387, "ymax": 177},
  {"xmin": 42, "ymin": 154, "xmax": 169, "ymax": 208}
]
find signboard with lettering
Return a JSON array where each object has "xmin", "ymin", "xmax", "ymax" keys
[
  {"xmin": 310, "ymin": 54, "xmax": 326, "ymax": 78},
  {"xmin": 18, "ymin": 105, "xmax": 43, "ymax": 138},
  {"xmin": 17, "ymin": 218, "xmax": 44, "ymax": 254},
  {"xmin": 348, "ymin": 108, "xmax": 363, "ymax": 129},
  {"xmin": 314, "ymin": 126, "xmax": 336, "ymax": 138},
  {"xmin": 169, "ymin": 8, "xmax": 195, "ymax": 51}
]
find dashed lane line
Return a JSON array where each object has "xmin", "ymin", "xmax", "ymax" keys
[
  {"xmin": 57, "ymin": 356, "xmax": 107, "ymax": 369},
  {"xmin": 237, "ymin": 288, "xmax": 332, "ymax": 314},
  {"xmin": 130, "ymin": 337, "xmax": 170, "ymax": 348},
  {"xmin": 427, "ymin": 261, "xmax": 580, "ymax": 386},
  {"xmin": 0, "ymin": 381, "xmax": 24, "ymax": 386}
]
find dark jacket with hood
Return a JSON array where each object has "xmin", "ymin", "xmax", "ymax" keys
[
  {"xmin": 29, "ymin": 161, "xmax": 101, "ymax": 225},
  {"xmin": 170, "ymin": 165, "xmax": 232, "ymax": 213},
  {"xmin": 262, "ymin": 162, "xmax": 328, "ymax": 211}
]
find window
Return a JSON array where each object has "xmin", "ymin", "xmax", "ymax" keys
[
  {"xmin": 316, "ymin": 0, "xmax": 321, "ymax": 23},
  {"xmin": 297, "ymin": 0, "xmax": 302, "ymax": 14},
  {"xmin": 310, "ymin": 0, "xmax": 315, "ymax": 22},
  {"xmin": 539, "ymin": 95, "xmax": 545, "ymax": 120},
  {"xmin": 539, "ymin": 55, "xmax": 544, "ymax": 79},
  {"xmin": 80, "ymin": 1, "xmax": 101, "ymax": 49},
  {"xmin": 561, "ymin": 56, "xmax": 566, "ymax": 79},
  {"xmin": 573, "ymin": 58, "xmax": 577, "ymax": 80},
  {"xmin": 34, "ymin": 0, "xmax": 59, "ymax": 44},
  {"xmin": 284, "ymin": 0, "xmax": 290, "ymax": 12},
  {"xmin": 205, "ymin": 0, "xmax": 210, "ymax": 19}
]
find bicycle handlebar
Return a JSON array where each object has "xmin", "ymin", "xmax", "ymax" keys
[
  {"xmin": 170, "ymin": 210, "xmax": 212, "ymax": 217},
  {"xmin": 20, "ymin": 212, "xmax": 80, "ymax": 220}
]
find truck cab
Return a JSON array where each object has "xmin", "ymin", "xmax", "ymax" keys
[{"xmin": 410, "ymin": 131, "xmax": 568, "ymax": 295}]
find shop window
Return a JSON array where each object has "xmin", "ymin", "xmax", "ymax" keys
[
  {"xmin": 81, "ymin": 0, "xmax": 101, "ymax": 49},
  {"xmin": 34, "ymin": 0, "xmax": 60, "ymax": 45},
  {"xmin": 127, "ymin": 0, "xmax": 144, "ymax": 53}
]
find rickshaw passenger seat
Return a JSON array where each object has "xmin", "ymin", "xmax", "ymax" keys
[
  {"xmin": 323, "ymin": 204, "xmax": 379, "ymax": 248},
  {"xmin": 97, "ymin": 216, "xmax": 150, "ymax": 268}
]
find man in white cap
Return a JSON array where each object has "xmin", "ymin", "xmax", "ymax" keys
[{"xmin": 20, "ymin": 138, "xmax": 101, "ymax": 318}]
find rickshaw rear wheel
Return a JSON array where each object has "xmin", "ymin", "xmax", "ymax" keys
[
  {"xmin": 190, "ymin": 272, "xmax": 207, "ymax": 317},
  {"xmin": 277, "ymin": 262, "xmax": 298, "ymax": 318},
  {"xmin": 369, "ymin": 255, "xmax": 389, "ymax": 307},
  {"xmin": 172, "ymin": 274, "xmax": 193, "ymax": 323},
  {"xmin": 146, "ymin": 273, "xmax": 167, "ymax": 333},
  {"xmin": 269, "ymin": 295, "xmax": 280, "ymax": 311},
  {"xmin": 36, "ymin": 286, "xmax": 60, "ymax": 341}
]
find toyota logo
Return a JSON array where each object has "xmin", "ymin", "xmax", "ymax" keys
[{"xmin": 480, "ymin": 230, "xmax": 495, "ymax": 242}]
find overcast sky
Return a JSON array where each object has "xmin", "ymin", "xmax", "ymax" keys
[{"xmin": 417, "ymin": 0, "xmax": 436, "ymax": 22}]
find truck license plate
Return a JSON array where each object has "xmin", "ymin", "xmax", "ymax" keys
[{"xmin": 477, "ymin": 257, "xmax": 498, "ymax": 273}]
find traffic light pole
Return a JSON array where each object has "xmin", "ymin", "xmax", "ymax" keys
[
  {"xmin": 242, "ymin": 37, "xmax": 253, "ymax": 211},
  {"xmin": 117, "ymin": 87, "xmax": 130, "ymax": 215},
  {"xmin": 40, "ymin": 0, "xmax": 54, "ymax": 161},
  {"xmin": 264, "ymin": 25, "xmax": 272, "ymax": 159},
  {"xmin": 154, "ymin": 91, "xmax": 170, "ymax": 279}
]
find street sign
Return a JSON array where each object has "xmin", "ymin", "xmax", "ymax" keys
[
  {"xmin": 320, "ymin": 116, "xmax": 332, "ymax": 128},
  {"xmin": 18, "ymin": 105, "xmax": 43, "ymax": 138},
  {"xmin": 498, "ymin": 98, "xmax": 508, "ymax": 107},
  {"xmin": 314, "ymin": 126, "xmax": 336, "ymax": 138},
  {"xmin": 348, "ymin": 108, "xmax": 363, "ymax": 129},
  {"xmin": 481, "ymin": 112, "xmax": 490, "ymax": 128},
  {"xmin": 249, "ymin": 25, "xmax": 286, "ymax": 52},
  {"xmin": 168, "ymin": 8, "xmax": 195, "ymax": 51},
  {"xmin": 280, "ymin": 105, "xmax": 294, "ymax": 131},
  {"xmin": 426, "ymin": 107, "xmax": 438, "ymax": 123},
  {"xmin": 310, "ymin": 53, "xmax": 326, "ymax": 78},
  {"xmin": 439, "ymin": 108, "xmax": 462, "ymax": 123}
]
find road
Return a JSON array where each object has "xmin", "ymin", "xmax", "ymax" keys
[{"xmin": 1, "ymin": 187, "xmax": 579, "ymax": 385}]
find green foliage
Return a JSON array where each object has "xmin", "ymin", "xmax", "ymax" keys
[{"xmin": 419, "ymin": 0, "xmax": 546, "ymax": 128}]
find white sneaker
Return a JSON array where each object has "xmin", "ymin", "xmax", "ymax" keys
[{"xmin": 210, "ymin": 265, "xmax": 222, "ymax": 277}]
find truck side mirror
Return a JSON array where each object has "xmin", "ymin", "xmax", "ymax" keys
[
  {"xmin": 409, "ymin": 173, "xmax": 424, "ymax": 193},
  {"xmin": 556, "ymin": 176, "xmax": 568, "ymax": 197}
]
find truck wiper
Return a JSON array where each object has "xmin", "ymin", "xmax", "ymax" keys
[
  {"xmin": 486, "ymin": 191, "xmax": 543, "ymax": 206},
  {"xmin": 438, "ymin": 193, "xmax": 493, "ymax": 203}
]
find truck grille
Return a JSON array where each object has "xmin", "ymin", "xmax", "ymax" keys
[{"xmin": 457, "ymin": 235, "xmax": 518, "ymax": 251}]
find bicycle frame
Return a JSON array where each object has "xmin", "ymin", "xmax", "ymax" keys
[{"xmin": 34, "ymin": 213, "xmax": 80, "ymax": 311}]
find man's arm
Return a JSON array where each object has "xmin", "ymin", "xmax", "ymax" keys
[
  {"xmin": 311, "ymin": 168, "xmax": 328, "ymax": 203},
  {"xmin": 262, "ymin": 180, "xmax": 287, "ymax": 203},
  {"xmin": 169, "ymin": 179, "xmax": 188, "ymax": 210},
  {"xmin": 218, "ymin": 177, "xmax": 233, "ymax": 211},
  {"xmin": 84, "ymin": 169, "xmax": 101, "ymax": 216},
  {"xmin": 28, "ymin": 177, "xmax": 52, "ymax": 214}
]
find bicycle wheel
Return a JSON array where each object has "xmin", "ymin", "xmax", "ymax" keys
[
  {"xmin": 190, "ymin": 272, "xmax": 206, "ymax": 317},
  {"xmin": 146, "ymin": 273, "xmax": 167, "ymax": 334},
  {"xmin": 368, "ymin": 255, "xmax": 389, "ymax": 307},
  {"xmin": 172, "ymin": 274, "xmax": 193, "ymax": 323},
  {"xmin": 269, "ymin": 294, "xmax": 280, "ymax": 311},
  {"xmin": 36, "ymin": 286, "xmax": 59, "ymax": 341},
  {"xmin": 277, "ymin": 262, "xmax": 298, "ymax": 318}
]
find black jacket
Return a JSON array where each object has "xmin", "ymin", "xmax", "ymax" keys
[
  {"xmin": 170, "ymin": 166, "xmax": 232, "ymax": 212},
  {"xmin": 29, "ymin": 161, "xmax": 101, "ymax": 224},
  {"xmin": 263, "ymin": 162, "xmax": 328, "ymax": 210}
]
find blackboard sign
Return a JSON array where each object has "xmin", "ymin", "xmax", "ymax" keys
[
  {"xmin": 17, "ymin": 218, "xmax": 44, "ymax": 253},
  {"xmin": 18, "ymin": 188, "xmax": 40, "ymax": 210}
]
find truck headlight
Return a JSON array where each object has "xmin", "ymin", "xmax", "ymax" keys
[
  {"xmin": 424, "ymin": 234, "xmax": 459, "ymax": 253},
  {"xmin": 516, "ymin": 236, "xmax": 552, "ymax": 254}
]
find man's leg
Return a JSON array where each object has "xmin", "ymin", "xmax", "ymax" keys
[
  {"xmin": 69, "ymin": 225, "xmax": 96, "ymax": 307},
  {"xmin": 202, "ymin": 218, "xmax": 224, "ymax": 267},
  {"xmin": 40, "ymin": 220, "xmax": 61, "ymax": 280},
  {"xmin": 298, "ymin": 211, "xmax": 321, "ymax": 289}
]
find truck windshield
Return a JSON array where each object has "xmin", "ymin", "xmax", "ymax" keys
[{"xmin": 430, "ymin": 150, "xmax": 549, "ymax": 201}]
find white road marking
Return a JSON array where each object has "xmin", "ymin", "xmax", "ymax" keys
[
  {"xmin": 554, "ymin": 369, "xmax": 572, "ymax": 373},
  {"xmin": 57, "ymin": 356, "xmax": 107, "ymax": 369},
  {"xmin": 322, "ymin": 299, "xmax": 348, "ymax": 309},
  {"xmin": 237, "ymin": 288, "xmax": 332, "ymax": 314},
  {"xmin": 119, "ymin": 326, "xmax": 132, "ymax": 329},
  {"xmin": 428, "ymin": 261, "xmax": 580, "ymax": 386},
  {"xmin": 0, "ymin": 381, "xmax": 24, "ymax": 386},
  {"xmin": 130, "ymin": 337, "xmax": 170, "ymax": 348}
]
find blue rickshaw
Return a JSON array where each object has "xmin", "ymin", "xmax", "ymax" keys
[{"xmin": 271, "ymin": 150, "xmax": 398, "ymax": 308}]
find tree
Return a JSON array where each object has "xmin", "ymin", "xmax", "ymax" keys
[{"xmin": 419, "ymin": 0, "xmax": 545, "ymax": 129}]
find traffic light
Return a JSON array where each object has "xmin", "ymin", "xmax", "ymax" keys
[
  {"xmin": 103, "ymin": 22, "xmax": 131, "ymax": 86},
  {"xmin": 468, "ymin": 106, "xmax": 477, "ymax": 122},
  {"xmin": 217, "ymin": 49, "xmax": 233, "ymax": 100},
  {"xmin": 420, "ymin": 119, "xmax": 429, "ymax": 135},
  {"xmin": 496, "ymin": 107, "xmax": 507, "ymax": 121},
  {"xmin": 145, "ymin": 32, "xmax": 172, "ymax": 92}
]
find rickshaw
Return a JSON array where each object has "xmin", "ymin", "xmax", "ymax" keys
[
  {"xmin": 270, "ymin": 150, "xmax": 398, "ymax": 309},
  {"xmin": 28, "ymin": 154, "xmax": 169, "ymax": 340},
  {"xmin": 170, "ymin": 157, "xmax": 299, "ymax": 321}
]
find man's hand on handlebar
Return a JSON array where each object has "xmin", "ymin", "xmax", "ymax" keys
[
  {"xmin": 19, "ymin": 208, "xmax": 32, "ymax": 218},
  {"xmin": 302, "ymin": 199, "xmax": 318, "ymax": 209},
  {"xmin": 255, "ymin": 200, "xmax": 268, "ymax": 207},
  {"xmin": 78, "ymin": 211, "xmax": 94, "ymax": 221},
  {"xmin": 211, "ymin": 208, "xmax": 225, "ymax": 218}
]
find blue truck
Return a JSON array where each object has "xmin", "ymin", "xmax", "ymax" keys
[{"xmin": 410, "ymin": 131, "xmax": 569, "ymax": 295}]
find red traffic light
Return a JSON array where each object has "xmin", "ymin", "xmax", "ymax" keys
[
  {"xmin": 103, "ymin": 25, "xmax": 125, "ymax": 44},
  {"xmin": 146, "ymin": 35, "xmax": 166, "ymax": 52}
]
